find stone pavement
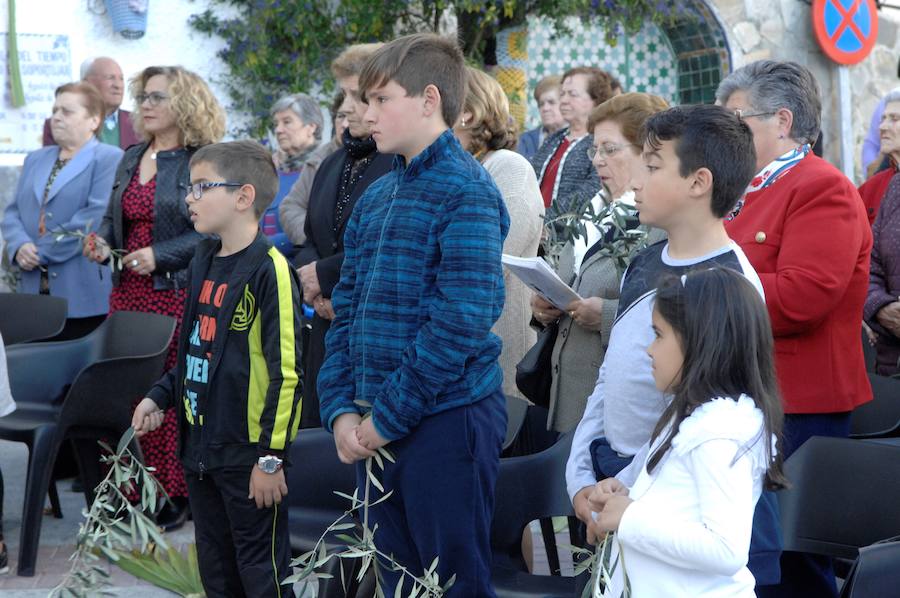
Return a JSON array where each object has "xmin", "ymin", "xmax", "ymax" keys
[
  {"xmin": 0, "ymin": 439, "xmax": 190, "ymax": 597},
  {"xmin": 0, "ymin": 439, "xmax": 322, "ymax": 598}
]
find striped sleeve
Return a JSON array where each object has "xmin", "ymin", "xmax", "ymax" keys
[
  {"xmin": 370, "ymin": 179, "xmax": 507, "ymax": 440},
  {"xmin": 255, "ymin": 248, "xmax": 303, "ymax": 455}
]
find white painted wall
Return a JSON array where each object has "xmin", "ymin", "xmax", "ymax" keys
[{"xmin": 0, "ymin": 0, "xmax": 238, "ymax": 165}]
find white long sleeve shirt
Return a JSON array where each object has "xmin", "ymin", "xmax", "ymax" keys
[{"xmin": 603, "ymin": 395, "xmax": 774, "ymax": 598}]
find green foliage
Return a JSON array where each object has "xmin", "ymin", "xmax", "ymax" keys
[
  {"xmin": 570, "ymin": 531, "xmax": 632, "ymax": 597},
  {"xmin": 50, "ymin": 428, "xmax": 204, "ymax": 598},
  {"xmin": 542, "ymin": 195, "xmax": 650, "ymax": 275},
  {"xmin": 283, "ymin": 443, "xmax": 452, "ymax": 596},
  {"xmin": 114, "ymin": 544, "xmax": 205, "ymax": 597},
  {"xmin": 188, "ymin": 0, "xmax": 684, "ymax": 137}
]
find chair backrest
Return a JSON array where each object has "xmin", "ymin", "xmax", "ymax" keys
[
  {"xmin": 779, "ymin": 436, "xmax": 900, "ymax": 560},
  {"xmin": 0, "ymin": 293, "xmax": 67, "ymax": 344},
  {"xmin": 840, "ymin": 540, "xmax": 900, "ymax": 598},
  {"xmin": 95, "ymin": 311, "xmax": 178, "ymax": 361},
  {"xmin": 5, "ymin": 336, "xmax": 95, "ymax": 405},
  {"xmin": 491, "ymin": 431, "xmax": 575, "ymax": 561},
  {"xmin": 851, "ymin": 374, "xmax": 900, "ymax": 438},
  {"xmin": 504, "ymin": 395, "xmax": 529, "ymax": 450},
  {"xmin": 285, "ymin": 427, "xmax": 357, "ymax": 512},
  {"xmin": 57, "ymin": 313, "xmax": 175, "ymax": 435}
]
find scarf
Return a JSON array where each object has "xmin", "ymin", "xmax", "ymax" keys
[
  {"xmin": 334, "ymin": 129, "xmax": 378, "ymax": 231},
  {"xmin": 728, "ymin": 144, "xmax": 811, "ymax": 221}
]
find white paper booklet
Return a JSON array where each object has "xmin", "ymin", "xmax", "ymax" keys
[{"xmin": 501, "ymin": 254, "xmax": 582, "ymax": 311}]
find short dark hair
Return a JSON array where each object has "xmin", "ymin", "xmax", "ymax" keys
[
  {"xmin": 190, "ymin": 140, "xmax": 279, "ymax": 219},
  {"xmin": 642, "ymin": 104, "xmax": 756, "ymax": 218},
  {"xmin": 648, "ymin": 267, "xmax": 787, "ymax": 491},
  {"xmin": 358, "ymin": 33, "xmax": 466, "ymax": 128}
]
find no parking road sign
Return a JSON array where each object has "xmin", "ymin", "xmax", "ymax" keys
[{"xmin": 812, "ymin": 0, "xmax": 878, "ymax": 65}]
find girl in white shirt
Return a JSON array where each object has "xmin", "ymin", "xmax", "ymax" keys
[{"xmin": 590, "ymin": 267, "xmax": 787, "ymax": 597}]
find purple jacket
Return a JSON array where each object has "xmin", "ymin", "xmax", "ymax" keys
[{"xmin": 865, "ymin": 172, "xmax": 900, "ymax": 375}]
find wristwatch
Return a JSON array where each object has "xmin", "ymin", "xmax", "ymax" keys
[{"xmin": 257, "ymin": 455, "xmax": 283, "ymax": 474}]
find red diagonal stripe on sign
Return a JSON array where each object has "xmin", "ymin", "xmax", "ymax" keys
[{"xmin": 829, "ymin": 0, "xmax": 866, "ymax": 44}]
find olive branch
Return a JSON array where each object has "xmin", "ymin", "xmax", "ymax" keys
[
  {"xmin": 284, "ymin": 401, "xmax": 454, "ymax": 597},
  {"xmin": 542, "ymin": 194, "xmax": 650, "ymax": 275},
  {"xmin": 49, "ymin": 427, "xmax": 175, "ymax": 597},
  {"xmin": 568, "ymin": 530, "xmax": 632, "ymax": 597},
  {"xmin": 51, "ymin": 222, "xmax": 129, "ymax": 273}
]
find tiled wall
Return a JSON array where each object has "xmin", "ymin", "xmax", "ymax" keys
[
  {"xmin": 496, "ymin": 6, "xmax": 733, "ymax": 130},
  {"xmin": 498, "ymin": 17, "xmax": 680, "ymax": 130}
]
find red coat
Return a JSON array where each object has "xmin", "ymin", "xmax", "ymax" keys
[
  {"xmin": 42, "ymin": 109, "xmax": 139, "ymax": 149},
  {"xmin": 858, "ymin": 167, "xmax": 895, "ymax": 226},
  {"xmin": 725, "ymin": 154, "xmax": 873, "ymax": 414}
]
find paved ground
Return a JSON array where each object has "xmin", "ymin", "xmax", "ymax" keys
[{"xmin": 0, "ymin": 439, "xmax": 193, "ymax": 596}]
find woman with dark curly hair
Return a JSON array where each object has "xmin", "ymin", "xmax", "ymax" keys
[{"xmin": 85, "ymin": 65, "xmax": 225, "ymax": 530}]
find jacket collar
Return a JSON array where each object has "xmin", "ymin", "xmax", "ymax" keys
[
  {"xmin": 392, "ymin": 129, "xmax": 460, "ymax": 180},
  {"xmin": 35, "ymin": 137, "xmax": 100, "ymax": 204}
]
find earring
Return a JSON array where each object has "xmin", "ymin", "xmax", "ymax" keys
[{"xmin": 461, "ymin": 119, "xmax": 468, "ymax": 127}]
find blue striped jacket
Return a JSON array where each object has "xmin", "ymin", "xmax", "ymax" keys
[{"xmin": 318, "ymin": 130, "xmax": 510, "ymax": 441}]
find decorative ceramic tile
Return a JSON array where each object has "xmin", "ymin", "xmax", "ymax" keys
[{"xmin": 497, "ymin": 17, "xmax": 680, "ymax": 130}]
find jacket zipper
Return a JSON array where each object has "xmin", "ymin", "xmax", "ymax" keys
[{"xmin": 359, "ymin": 177, "xmax": 400, "ymax": 405}]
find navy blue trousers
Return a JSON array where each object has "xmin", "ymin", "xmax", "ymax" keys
[
  {"xmin": 756, "ymin": 411, "xmax": 851, "ymax": 598},
  {"xmin": 357, "ymin": 392, "xmax": 506, "ymax": 597}
]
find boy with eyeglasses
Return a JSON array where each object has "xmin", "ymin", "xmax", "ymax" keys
[{"xmin": 132, "ymin": 139, "xmax": 302, "ymax": 598}]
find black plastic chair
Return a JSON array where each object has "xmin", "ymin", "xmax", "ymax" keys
[
  {"xmin": 779, "ymin": 436, "xmax": 900, "ymax": 561},
  {"xmin": 491, "ymin": 431, "xmax": 576, "ymax": 597},
  {"xmin": 850, "ymin": 373, "xmax": 900, "ymax": 438},
  {"xmin": 0, "ymin": 293, "xmax": 67, "ymax": 344},
  {"xmin": 0, "ymin": 310, "xmax": 175, "ymax": 576},
  {"xmin": 839, "ymin": 539, "xmax": 900, "ymax": 598},
  {"xmin": 504, "ymin": 395, "xmax": 529, "ymax": 451},
  {"xmin": 285, "ymin": 427, "xmax": 359, "ymax": 597}
]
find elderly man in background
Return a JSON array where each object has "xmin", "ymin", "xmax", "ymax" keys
[{"xmin": 43, "ymin": 56, "xmax": 139, "ymax": 149}]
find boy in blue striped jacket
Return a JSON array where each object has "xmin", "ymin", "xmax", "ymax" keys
[{"xmin": 317, "ymin": 33, "xmax": 510, "ymax": 596}]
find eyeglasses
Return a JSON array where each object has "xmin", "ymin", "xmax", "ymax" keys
[
  {"xmin": 188, "ymin": 181, "xmax": 243, "ymax": 200},
  {"xmin": 733, "ymin": 109, "xmax": 776, "ymax": 120},
  {"xmin": 587, "ymin": 143, "xmax": 638, "ymax": 160},
  {"xmin": 136, "ymin": 92, "xmax": 169, "ymax": 107}
]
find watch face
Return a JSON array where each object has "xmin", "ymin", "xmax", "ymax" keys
[{"xmin": 259, "ymin": 457, "xmax": 281, "ymax": 473}]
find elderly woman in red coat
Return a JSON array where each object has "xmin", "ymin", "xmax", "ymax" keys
[{"xmin": 717, "ymin": 60, "xmax": 872, "ymax": 598}]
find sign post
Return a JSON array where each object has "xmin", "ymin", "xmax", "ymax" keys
[{"xmin": 811, "ymin": 0, "xmax": 879, "ymax": 181}]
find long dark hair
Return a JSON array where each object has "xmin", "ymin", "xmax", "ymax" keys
[{"xmin": 646, "ymin": 267, "xmax": 788, "ymax": 490}]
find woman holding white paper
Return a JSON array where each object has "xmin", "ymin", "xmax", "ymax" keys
[{"xmin": 532, "ymin": 93, "xmax": 668, "ymax": 432}]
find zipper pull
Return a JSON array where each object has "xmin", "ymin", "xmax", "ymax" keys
[{"xmin": 198, "ymin": 461, "xmax": 205, "ymax": 480}]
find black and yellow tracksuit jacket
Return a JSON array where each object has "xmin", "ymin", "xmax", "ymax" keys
[{"xmin": 147, "ymin": 231, "xmax": 303, "ymax": 474}]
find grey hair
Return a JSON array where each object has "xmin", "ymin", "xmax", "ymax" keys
[
  {"xmin": 884, "ymin": 89, "xmax": 900, "ymax": 107},
  {"xmin": 716, "ymin": 60, "xmax": 821, "ymax": 145},
  {"xmin": 80, "ymin": 57, "xmax": 97, "ymax": 79},
  {"xmin": 270, "ymin": 93, "xmax": 324, "ymax": 141}
]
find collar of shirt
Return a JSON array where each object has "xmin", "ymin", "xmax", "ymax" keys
[
  {"xmin": 104, "ymin": 111, "xmax": 119, "ymax": 131},
  {"xmin": 728, "ymin": 144, "xmax": 811, "ymax": 221}
]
